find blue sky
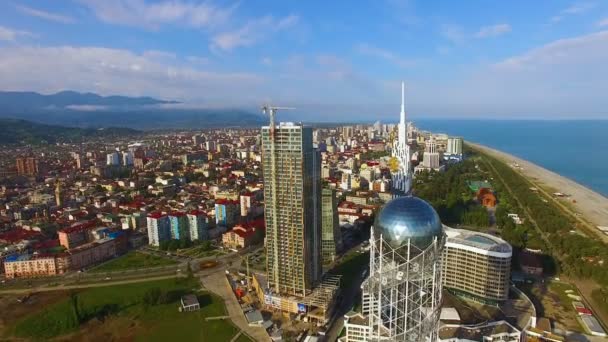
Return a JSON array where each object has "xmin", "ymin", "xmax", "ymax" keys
[{"xmin": 0, "ymin": 0, "xmax": 607, "ymax": 120}]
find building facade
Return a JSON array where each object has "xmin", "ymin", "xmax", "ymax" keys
[
  {"xmin": 16, "ymin": 157, "xmax": 39, "ymax": 176},
  {"xmin": 169, "ymin": 212, "xmax": 189, "ymax": 240},
  {"xmin": 442, "ymin": 227, "xmax": 512, "ymax": 303},
  {"xmin": 147, "ymin": 213, "xmax": 171, "ymax": 246},
  {"xmin": 187, "ymin": 210, "xmax": 208, "ymax": 240},
  {"xmin": 321, "ymin": 188, "xmax": 342, "ymax": 263},
  {"xmin": 446, "ymin": 137, "xmax": 463, "ymax": 156},
  {"xmin": 215, "ymin": 199, "xmax": 239, "ymax": 227},
  {"xmin": 261, "ymin": 122, "xmax": 322, "ymax": 297}
]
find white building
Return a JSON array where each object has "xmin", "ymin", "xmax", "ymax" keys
[
  {"xmin": 446, "ymin": 137, "xmax": 463, "ymax": 156},
  {"xmin": 146, "ymin": 213, "xmax": 170, "ymax": 246},
  {"xmin": 390, "ymin": 82, "xmax": 413, "ymax": 196},
  {"xmin": 106, "ymin": 151, "xmax": 120, "ymax": 166}
]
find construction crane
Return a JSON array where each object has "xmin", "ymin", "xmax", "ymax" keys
[
  {"xmin": 261, "ymin": 105, "xmax": 295, "ymax": 139},
  {"xmin": 261, "ymin": 104, "xmax": 294, "ymax": 294}
]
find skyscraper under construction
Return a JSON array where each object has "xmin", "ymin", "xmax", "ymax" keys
[{"xmin": 261, "ymin": 122, "xmax": 322, "ymax": 297}]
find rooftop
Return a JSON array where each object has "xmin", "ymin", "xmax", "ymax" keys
[{"xmin": 445, "ymin": 226, "xmax": 512, "ymax": 254}]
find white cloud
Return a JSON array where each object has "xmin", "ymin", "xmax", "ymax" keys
[
  {"xmin": 15, "ymin": 4, "xmax": 76, "ymax": 24},
  {"xmin": 562, "ymin": 2, "xmax": 595, "ymax": 14},
  {"xmin": 78, "ymin": 0, "xmax": 236, "ymax": 30},
  {"xmin": 550, "ymin": 2, "xmax": 595, "ymax": 23},
  {"xmin": 440, "ymin": 24, "xmax": 465, "ymax": 44},
  {"xmin": 211, "ymin": 14, "xmax": 298, "ymax": 51},
  {"xmin": 261, "ymin": 57, "xmax": 273, "ymax": 66},
  {"xmin": 475, "ymin": 24, "xmax": 511, "ymax": 38},
  {"xmin": 0, "ymin": 45, "xmax": 263, "ymax": 105},
  {"xmin": 598, "ymin": 18, "xmax": 608, "ymax": 27},
  {"xmin": 0, "ymin": 25, "xmax": 34, "ymax": 42},
  {"xmin": 355, "ymin": 43, "xmax": 417, "ymax": 68},
  {"xmin": 428, "ymin": 30, "xmax": 608, "ymax": 117}
]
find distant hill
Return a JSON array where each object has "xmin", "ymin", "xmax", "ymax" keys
[
  {"xmin": 0, "ymin": 90, "xmax": 177, "ymax": 111},
  {"xmin": 0, "ymin": 118, "xmax": 141, "ymax": 144},
  {"xmin": 0, "ymin": 90, "xmax": 265, "ymax": 129}
]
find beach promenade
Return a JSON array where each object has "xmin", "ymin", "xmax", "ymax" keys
[{"xmin": 469, "ymin": 143, "xmax": 608, "ymax": 240}]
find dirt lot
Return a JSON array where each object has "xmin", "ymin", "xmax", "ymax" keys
[{"xmin": 518, "ymin": 281, "xmax": 583, "ymax": 333}]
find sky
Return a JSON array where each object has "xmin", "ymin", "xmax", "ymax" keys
[{"xmin": 0, "ymin": 0, "xmax": 607, "ymax": 121}]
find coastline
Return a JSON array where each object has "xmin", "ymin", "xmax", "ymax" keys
[{"xmin": 468, "ymin": 142, "xmax": 608, "ymax": 232}]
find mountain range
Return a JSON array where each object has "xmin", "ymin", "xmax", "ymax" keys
[
  {"xmin": 0, "ymin": 118, "xmax": 141, "ymax": 145},
  {"xmin": 0, "ymin": 91, "xmax": 265, "ymax": 129}
]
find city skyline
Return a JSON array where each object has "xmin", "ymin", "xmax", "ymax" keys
[{"xmin": 0, "ymin": 1, "xmax": 607, "ymax": 120}]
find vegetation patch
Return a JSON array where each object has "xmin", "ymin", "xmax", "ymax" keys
[{"xmin": 88, "ymin": 251, "xmax": 177, "ymax": 273}]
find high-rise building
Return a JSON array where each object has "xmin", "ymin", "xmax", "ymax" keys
[
  {"xmin": 262, "ymin": 122, "xmax": 322, "ymax": 297},
  {"xmin": 422, "ymin": 138, "xmax": 440, "ymax": 169},
  {"xmin": 147, "ymin": 213, "xmax": 170, "ymax": 246},
  {"xmin": 187, "ymin": 210, "xmax": 208, "ymax": 241},
  {"xmin": 215, "ymin": 199, "xmax": 239, "ymax": 227},
  {"xmin": 169, "ymin": 212, "xmax": 189, "ymax": 240},
  {"xmin": 446, "ymin": 137, "xmax": 463, "ymax": 156},
  {"xmin": 321, "ymin": 188, "xmax": 342, "ymax": 263},
  {"xmin": 106, "ymin": 152, "xmax": 120, "ymax": 166},
  {"xmin": 240, "ymin": 192, "xmax": 253, "ymax": 217},
  {"xmin": 442, "ymin": 227, "xmax": 512, "ymax": 304},
  {"xmin": 391, "ymin": 82, "xmax": 413, "ymax": 196},
  {"xmin": 16, "ymin": 157, "xmax": 39, "ymax": 176},
  {"xmin": 122, "ymin": 151, "xmax": 134, "ymax": 166}
]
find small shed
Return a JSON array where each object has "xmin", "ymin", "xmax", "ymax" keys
[{"xmin": 180, "ymin": 294, "xmax": 200, "ymax": 312}]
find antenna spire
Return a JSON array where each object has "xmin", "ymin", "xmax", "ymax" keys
[{"xmin": 400, "ymin": 81, "xmax": 406, "ymax": 124}]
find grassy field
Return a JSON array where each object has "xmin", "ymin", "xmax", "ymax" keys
[
  {"xmin": 7, "ymin": 278, "xmax": 243, "ymax": 341},
  {"xmin": 88, "ymin": 251, "xmax": 177, "ymax": 273}
]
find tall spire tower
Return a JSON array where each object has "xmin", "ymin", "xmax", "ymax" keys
[{"xmin": 391, "ymin": 81, "xmax": 413, "ymax": 196}]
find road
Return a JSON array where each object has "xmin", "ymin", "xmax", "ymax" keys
[
  {"xmin": 0, "ymin": 247, "xmax": 250, "ymax": 293},
  {"xmin": 201, "ymin": 271, "xmax": 270, "ymax": 342},
  {"xmin": 324, "ymin": 252, "xmax": 369, "ymax": 342}
]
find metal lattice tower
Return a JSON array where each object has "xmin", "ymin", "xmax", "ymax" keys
[{"xmin": 366, "ymin": 228, "xmax": 445, "ymax": 341}]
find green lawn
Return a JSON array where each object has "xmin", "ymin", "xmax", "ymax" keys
[
  {"xmin": 9, "ymin": 278, "xmax": 241, "ymax": 341},
  {"xmin": 328, "ymin": 251, "xmax": 369, "ymax": 289},
  {"xmin": 88, "ymin": 251, "xmax": 177, "ymax": 273}
]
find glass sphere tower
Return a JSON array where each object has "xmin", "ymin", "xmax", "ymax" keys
[{"xmin": 366, "ymin": 196, "xmax": 445, "ymax": 341}]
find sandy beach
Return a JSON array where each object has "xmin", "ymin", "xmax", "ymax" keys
[{"xmin": 469, "ymin": 142, "xmax": 608, "ymax": 237}]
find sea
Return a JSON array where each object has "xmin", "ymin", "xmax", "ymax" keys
[{"xmin": 414, "ymin": 119, "xmax": 608, "ymax": 197}]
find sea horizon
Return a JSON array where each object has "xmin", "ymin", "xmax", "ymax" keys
[{"xmin": 413, "ymin": 119, "xmax": 608, "ymax": 197}]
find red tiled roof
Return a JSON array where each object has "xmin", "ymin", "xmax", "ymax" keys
[
  {"xmin": 0, "ymin": 229, "xmax": 42, "ymax": 243},
  {"xmin": 215, "ymin": 199, "xmax": 238, "ymax": 205},
  {"xmin": 169, "ymin": 211, "xmax": 186, "ymax": 217},
  {"xmin": 59, "ymin": 219, "xmax": 97, "ymax": 234},
  {"xmin": 148, "ymin": 212, "xmax": 166, "ymax": 219},
  {"xmin": 188, "ymin": 210, "xmax": 207, "ymax": 216}
]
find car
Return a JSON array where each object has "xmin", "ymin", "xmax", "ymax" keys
[{"xmin": 104, "ymin": 277, "xmax": 111, "ymax": 281}]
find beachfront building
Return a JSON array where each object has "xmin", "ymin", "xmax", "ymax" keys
[
  {"xmin": 446, "ymin": 137, "xmax": 463, "ymax": 156},
  {"xmin": 442, "ymin": 227, "xmax": 512, "ymax": 304}
]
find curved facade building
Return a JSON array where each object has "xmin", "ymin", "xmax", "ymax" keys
[
  {"xmin": 367, "ymin": 196, "xmax": 445, "ymax": 341},
  {"xmin": 442, "ymin": 227, "xmax": 512, "ymax": 303}
]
